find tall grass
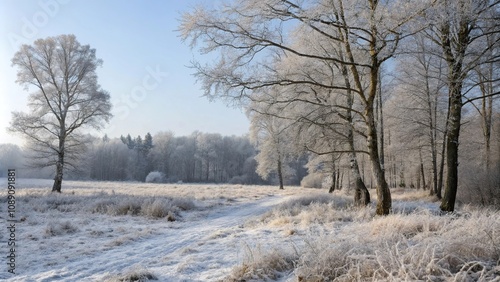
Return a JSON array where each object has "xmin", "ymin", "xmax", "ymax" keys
[
  {"xmin": 229, "ymin": 192, "xmax": 500, "ymax": 281},
  {"xmin": 16, "ymin": 191, "xmax": 198, "ymax": 220}
]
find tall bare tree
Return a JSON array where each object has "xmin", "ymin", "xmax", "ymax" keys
[
  {"xmin": 389, "ymin": 33, "xmax": 448, "ymax": 198},
  {"xmin": 180, "ymin": 0, "xmax": 430, "ymax": 214},
  {"xmin": 425, "ymin": 0, "xmax": 500, "ymax": 212},
  {"xmin": 10, "ymin": 34, "xmax": 112, "ymax": 192}
]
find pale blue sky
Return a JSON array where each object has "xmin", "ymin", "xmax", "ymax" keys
[{"xmin": 0, "ymin": 0, "xmax": 249, "ymax": 146}]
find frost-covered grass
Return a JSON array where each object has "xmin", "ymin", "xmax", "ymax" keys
[
  {"xmin": 16, "ymin": 191, "xmax": 197, "ymax": 220},
  {"xmin": 229, "ymin": 189, "xmax": 500, "ymax": 281},
  {"xmin": 1, "ymin": 179, "xmax": 498, "ymax": 281},
  {"xmin": 0, "ymin": 178, "xmax": 308, "ymax": 281}
]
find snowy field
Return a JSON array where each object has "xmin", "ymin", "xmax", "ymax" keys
[{"xmin": 1, "ymin": 179, "xmax": 499, "ymax": 281}]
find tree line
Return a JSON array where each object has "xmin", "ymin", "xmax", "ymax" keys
[{"xmin": 0, "ymin": 132, "xmax": 308, "ymax": 185}]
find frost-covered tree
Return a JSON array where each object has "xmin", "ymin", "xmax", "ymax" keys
[
  {"xmin": 195, "ymin": 133, "xmax": 223, "ymax": 182},
  {"xmin": 149, "ymin": 131, "xmax": 176, "ymax": 178},
  {"xmin": 88, "ymin": 136, "xmax": 129, "ymax": 181},
  {"xmin": 424, "ymin": 0, "xmax": 500, "ymax": 212},
  {"xmin": 250, "ymin": 112, "xmax": 297, "ymax": 190},
  {"xmin": 180, "ymin": 0, "xmax": 430, "ymax": 214},
  {"xmin": 387, "ymin": 33, "xmax": 448, "ymax": 198},
  {"xmin": 169, "ymin": 134, "xmax": 198, "ymax": 182},
  {"xmin": 9, "ymin": 34, "xmax": 112, "ymax": 192},
  {"xmin": 470, "ymin": 33, "xmax": 499, "ymax": 170}
]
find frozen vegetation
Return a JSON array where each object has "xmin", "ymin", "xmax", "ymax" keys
[{"xmin": 0, "ymin": 179, "xmax": 499, "ymax": 281}]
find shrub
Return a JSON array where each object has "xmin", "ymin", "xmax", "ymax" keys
[
  {"xmin": 145, "ymin": 171, "xmax": 166, "ymax": 183},
  {"xmin": 300, "ymin": 173, "xmax": 324, "ymax": 188}
]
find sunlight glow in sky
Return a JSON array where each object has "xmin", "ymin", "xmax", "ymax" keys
[{"xmin": 0, "ymin": 0, "xmax": 250, "ymax": 146}]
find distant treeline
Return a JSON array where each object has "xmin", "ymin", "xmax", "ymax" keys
[{"xmin": 0, "ymin": 131, "xmax": 307, "ymax": 185}]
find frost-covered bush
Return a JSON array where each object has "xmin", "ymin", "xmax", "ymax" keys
[
  {"xmin": 145, "ymin": 171, "xmax": 166, "ymax": 183},
  {"xmin": 300, "ymin": 173, "xmax": 324, "ymax": 188}
]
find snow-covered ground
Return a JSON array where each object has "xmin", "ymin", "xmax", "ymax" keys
[
  {"xmin": 1, "ymin": 179, "xmax": 499, "ymax": 281},
  {"xmin": 0, "ymin": 179, "xmax": 313, "ymax": 281}
]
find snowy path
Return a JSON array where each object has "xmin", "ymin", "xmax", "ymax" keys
[{"xmin": 8, "ymin": 194, "xmax": 289, "ymax": 282}]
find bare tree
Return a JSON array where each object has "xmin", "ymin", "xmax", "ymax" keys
[
  {"xmin": 180, "ymin": 0, "xmax": 430, "ymax": 214},
  {"xmin": 389, "ymin": 33, "xmax": 448, "ymax": 198},
  {"xmin": 424, "ymin": 0, "xmax": 500, "ymax": 212},
  {"xmin": 9, "ymin": 34, "xmax": 112, "ymax": 192},
  {"xmin": 471, "ymin": 32, "xmax": 499, "ymax": 170}
]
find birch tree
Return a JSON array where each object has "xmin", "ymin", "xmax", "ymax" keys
[{"xmin": 10, "ymin": 34, "xmax": 112, "ymax": 192}]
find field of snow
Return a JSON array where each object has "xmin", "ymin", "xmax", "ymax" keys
[{"xmin": 1, "ymin": 179, "xmax": 499, "ymax": 281}]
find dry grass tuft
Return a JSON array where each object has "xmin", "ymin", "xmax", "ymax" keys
[
  {"xmin": 44, "ymin": 220, "xmax": 79, "ymax": 237},
  {"xmin": 16, "ymin": 191, "xmax": 198, "ymax": 220},
  {"xmin": 226, "ymin": 244, "xmax": 298, "ymax": 281},
  {"xmin": 104, "ymin": 266, "xmax": 158, "ymax": 282},
  {"xmin": 258, "ymin": 193, "xmax": 353, "ymax": 227}
]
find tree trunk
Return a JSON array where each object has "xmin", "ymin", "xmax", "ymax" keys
[
  {"xmin": 417, "ymin": 167, "xmax": 421, "ymax": 190},
  {"xmin": 419, "ymin": 149, "xmax": 427, "ymax": 190},
  {"xmin": 329, "ymin": 165, "xmax": 336, "ymax": 193},
  {"xmin": 366, "ymin": 103, "xmax": 391, "ymax": 214},
  {"xmin": 336, "ymin": 168, "xmax": 341, "ymax": 190},
  {"xmin": 426, "ymin": 73, "xmax": 438, "ymax": 196},
  {"xmin": 480, "ymin": 74, "xmax": 493, "ymax": 170},
  {"xmin": 338, "ymin": 170, "xmax": 343, "ymax": 190},
  {"xmin": 378, "ymin": 71, "xmax": 385, "ymax": 175},
  {"xmin": 277, "ymin": 158, "xmax": 284, "ymax": 190},
  {"xmin": 348, "ymin": 130, "xmax": 370, "ymax": 205},
  {"xmin": 439, "ymin": 15, "xmax": 470, "ymax": 212},
  {"xmin": 351, "ymin": 152, "xmax": 370, "ymax": 206},
  {"xmin": 339, "ymin": 49, "xmax": 370, "ymax": 205},
  {"xmin": 52, "ymin": 128, "xmax": 66, "ymax": 192},
  {"xmin": 52, "ymin": 152, "xmax": 64, "ymax": 193},
  {"xmin": 437, "ymin": 111, "xmax": 448, "ymax": 199},
  {"xmin": 440, "ymin": 83, "xmax": 462, "ymax": 212}
]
